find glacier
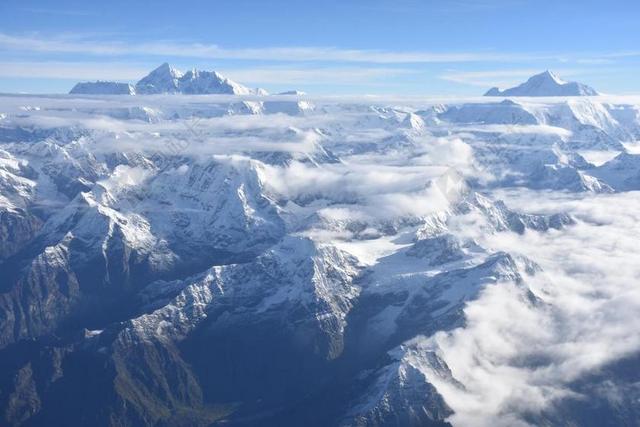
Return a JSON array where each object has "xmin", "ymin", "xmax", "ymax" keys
[{"xmin": 1, "ymin": 87, "xmax": 640, "ymax": 426}]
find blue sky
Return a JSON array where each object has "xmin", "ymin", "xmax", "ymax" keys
[{"xmin": 1, "ymin": 0, "xmax": 639, "ymax": 95}]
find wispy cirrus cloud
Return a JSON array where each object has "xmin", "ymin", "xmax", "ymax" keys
[
  {"xmin": 0, "ymin": 60, "xmax": 416, "ymax": 87},
  {"xmin": 219, "ymin": 67, "xmax": 418, "ymax": 85},
  {"xmin": 1, "ymin": 32, "xmax": 636, "ymax": 94},
  {"xmin": 2, "ymin": 32, "xmax": 635, "ymax": 67},
  {"xmin": 0, "ymin": 32, "xmax": 565, "ymax": 64},
  {"xmin": 0, "ymin": 61, "xmax": 149, "ymax": 81}
]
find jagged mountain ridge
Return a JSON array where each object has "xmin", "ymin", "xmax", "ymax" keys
[
  {"xmin": 69, "ymin": 63, "xmax": 273, "ymax": 95},
  {"xmin": 485, "ymin": 70, "xmax": 600, "ymax": 97},
  {"xmin": 1, "ymin": 93, "xmax": 640, "ymax": 426},
  {"xmin": 135, "ymin": 63, "xmax": 256, "ymax": 95}
]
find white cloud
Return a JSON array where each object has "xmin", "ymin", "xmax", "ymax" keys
[
  {"xmin": 0, "ymin": 60, "xmax": 417, "ymax": 88},
  {"xmin": 0, "ymin": 61, "xmax": 148, "ymax": 81},
  {"xmin": 3, "ymin": 32, "xmax": 636, "ymax": 67},
  {"xmin": 218, "ymin": 67, "xmax": 418, "ymax": 85},
  {"xmin": 0, "ymin": 33, "xmax": 563, "ymax": 64},
  {"xmin": 420, "ymin": 189, "xmax": 640, "ymax": 426},
  {"xmin": 4, "ymin": 92, "xmax": 640, "ymax": 426}
]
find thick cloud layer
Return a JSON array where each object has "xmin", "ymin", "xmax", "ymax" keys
[{"xmin": 422, "ymin": 190, "xmax": 640, "ymax": 426}]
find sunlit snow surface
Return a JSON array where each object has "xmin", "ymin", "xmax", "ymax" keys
[{"xmin": 1, "ymin": 93, "xmax": 640, "ymax": 426}]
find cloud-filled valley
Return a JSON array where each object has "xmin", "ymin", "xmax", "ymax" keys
[{"xmin": 1, "ymin": 88, "xmax": 640, "ymax": 426}]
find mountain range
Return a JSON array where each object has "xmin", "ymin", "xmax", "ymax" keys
[
  {"xmin": 70, "ymin": 63, "xmax": 267, "ymax": 95},
  {"xmin": 70, "ymin": 68, "xmax": 601, "ymax": 98},
  {"xmin": 1, "ymin": 87, "xmax": 639, "ymax": 426}
]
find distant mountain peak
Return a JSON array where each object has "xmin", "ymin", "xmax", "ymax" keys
[
  {"xmin": 69, "ymin": 81, "xmax": 135, "ymax": 95},
  {"xmin": 135, "ymin": 63, "xmax": 183, "ymax": 94},
  {"xmin": 529, "ymin": 70, "xmax": 567, "ymax": 86},
  {"xmin": 156, "ymin": 62, "xmax": 175, "ymax": 71},
  {"xmin": 540, "ymin": 69, "xmax": 562, "ymax": 81},
  {"xmin": 149, "ymin": 63, "xmax": 183, "ymax": 79},
  {"xmin": 68, "ymin": 63, "xmax": 270, "ymax": 96},
  {"xmin": 134, "ymin": 64, "xmax": 255, "ymax": 95},
  {"xmin": 485, "ymin": 71, "xmax": 599, "ymax": 97}
]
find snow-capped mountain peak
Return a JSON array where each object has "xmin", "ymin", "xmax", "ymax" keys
[
  {"xmin": 69, "ymin": 81, "xmax": 136, "ymax": 95},
  {"xmin": 134, "ymin": 63, "xmax": 254, "ymax": 95},
  {"xmin": 538, "ymin": 69, "xmax": 564, "ymax": 83},
  {"xmin": 135, "ymin": 62, "xmax": 184, "ymax": 94},
  {"xmin": 70, "ymin": 63, "xmax": 269, "ymax": 96},
  {"xmin": 156, "ymin": 61, "xmax": 183, "ymax": 77},
  {"xmin": 177, "ymin": 68, "xmax": 252, "ymax": 95},
  {"xmin": 485, "ymin": 70, "xmax": 600, "ymax": 97}
]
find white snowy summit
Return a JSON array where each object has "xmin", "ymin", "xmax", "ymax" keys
[
  {"xmin": 485, "ymin": 70, "xmax": 599, "ymax": 97},
  {"xmin": 69, "ymin": 81, "xmax": 135, "ymax": 95},
  {"xmin": 134, "ymin": 63, "xmax": 182, "ymax": 94},
  {"xmin": 134, "ymin": 63, "xmax": 254, "ymax": 95},
  {"xmin": 69, "ymin": 64, "xmax": 272, "ymax": 96}
]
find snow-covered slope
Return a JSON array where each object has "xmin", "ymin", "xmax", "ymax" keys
[
  {"xmin": 440, "ymin": 99, "xmax": 539, "ymax": 124},
  {"xmin": 134, "ymin": 62, "xmax": 183, "ymax": 94},
  {"xmin": 264, "ymin": 98, "xmax": 315, "ymax": 115},
  {"xmin": 590, "ymin": 152, "xmax": 640, "ymax": 190},
  {"xmin": 135, "ymin": 63, "xmax": 254, "ymax": 95},
  {"xmin": 485, "ymin": 70, "xmax": 600, "ymax": 97},
  {"xmin": 1, "ymin": 93, "xmax": 640, "ymax": 427},
  {"xmin": 69, "ymin": 81, "xmax": 135, "ymax": 95}
]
